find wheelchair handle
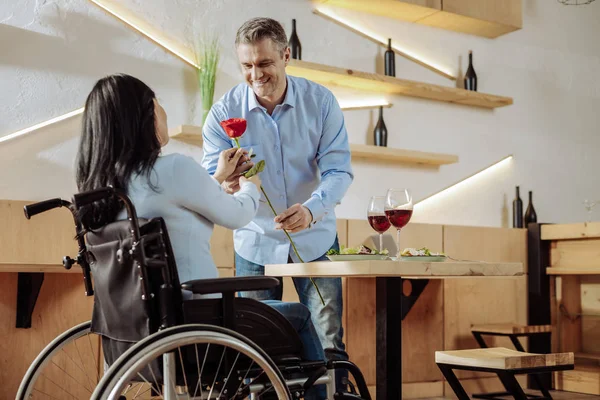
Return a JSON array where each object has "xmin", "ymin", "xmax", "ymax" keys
[
  {"xmin": 72, "ymin": 187, "xmax": 115, "ymax": 208},
  {"xmin": 23, "ymin": 198, "xmax": 71, "ymax": 219}
]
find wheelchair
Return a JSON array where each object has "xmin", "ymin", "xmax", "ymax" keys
[{"xmin": 16, "ymin": 187, "xmax": 371, "ymax": 400}]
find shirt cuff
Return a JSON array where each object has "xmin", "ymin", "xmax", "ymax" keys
[{"xmin": 303, "ymin": 196, "xmax": 327, "ymax": 225}]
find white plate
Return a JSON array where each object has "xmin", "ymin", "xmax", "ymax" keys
[
  {"xmin": 326, "ymin": 254, "xmax": 390, "ymax": 261},
  {"xmin": 399, "ymin": 256, "xmax": 447, "ymax": 262}
]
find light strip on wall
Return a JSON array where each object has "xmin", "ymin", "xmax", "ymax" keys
[
  {"xmin": 415, "ymin": 155, "xmax": 513, "ymax": 206},
  {"xmin": 0, "ymin": 108, "xmax": 85, "ymax": 144},
  {"xmin": 313, "ymin": 8, "xmax": 456, "ymax": 81},
  {"xmin": 89, "ymin": 0, "xmax": 200, "ymax": 69}
]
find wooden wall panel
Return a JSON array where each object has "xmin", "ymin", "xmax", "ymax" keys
[
  {"xmin": 443, "ymin": 225, "xmax": 528, "ymax": 271},
  {"xmin": 443, "ymin": 225, "xmax": 528, "ymax": 382},
  {"xmin": 0, "ymin": 273, "xmax": 95, "ymax": 399},
  {"xmin": 0, "ymin": 200, "xmax": 78, "ymax": 267}
]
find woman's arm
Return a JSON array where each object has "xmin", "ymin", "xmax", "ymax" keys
[{"xmin": 170, "ymin": 154, "xmax": 259, "ymax": 230}]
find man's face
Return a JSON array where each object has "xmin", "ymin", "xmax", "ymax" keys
[{"xmin": 236, "ymin": 38, "xmax": 289, "ymax": 101}]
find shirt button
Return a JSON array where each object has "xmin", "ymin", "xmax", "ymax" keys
[
  {"xmin": 277, "ymin": 170, "xmax": 281, "ymax": 175},
  {"xmin": 274, "ymin": 145, "xmax": 279, "ymax": 150},
  {"xmin": 280, "ymin": 195, "xmax": 285, "ymax": 200}
]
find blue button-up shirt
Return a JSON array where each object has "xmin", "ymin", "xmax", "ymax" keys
[{"xmin": 201, "ymin": 75, "xmax": 353, "ymax": 266}]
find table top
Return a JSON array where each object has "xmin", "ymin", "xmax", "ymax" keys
[{"xmin": 264, "ymin": 260, "xmax": 524, "ymax": 278}]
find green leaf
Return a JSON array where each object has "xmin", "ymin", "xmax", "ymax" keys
[{"xmin": 244, "ymin": 159, "xmax": 265, "ymax": 178}]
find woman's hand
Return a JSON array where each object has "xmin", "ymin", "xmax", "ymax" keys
[
  {"xmin": 239, "ymin": 174, "xmax": 261, "ymax": 190},
  {"xmin": 214, "ymin": 148, "xmax": 248, "ymax": 184}
]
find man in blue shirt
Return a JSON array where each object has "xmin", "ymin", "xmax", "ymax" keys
[{"xmin": 201, "ymin": 17, "xmax": 354, "ymax": 391}]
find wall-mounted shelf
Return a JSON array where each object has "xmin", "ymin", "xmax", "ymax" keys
[
  {"xmin": 350, "ymin": 143, "xmax": 457, "ymax": 165},
  {"xmin": 169, "ymin": 125, "xmax": 203, "ymax": 146},
  {"xmin": 286, "ymin": 59, "xmax": 513, "ymax": 109},
  {"xmin": 314, "ymin": 0, "xmax": 522, "ymax": 39},
  {"xmin": 170, "ymin": 125, "xmax": 458, "ymax": 166}
]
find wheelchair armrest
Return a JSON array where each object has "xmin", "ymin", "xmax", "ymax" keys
[{"xmin": 181, "ymin": 276, "xmax": 280, "ymax": 295}]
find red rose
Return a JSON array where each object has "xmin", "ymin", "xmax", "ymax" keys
[{"xmin": 220, "ymin": 118, "xmax": 247, "ymax": 139}]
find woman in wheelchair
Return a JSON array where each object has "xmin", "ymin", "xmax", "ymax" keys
[
  {"xmin": 18, "ymin": 73, "xmax": 370, "ymax": 400},
  {"xmin": 76, "ymin": 73, "xmax": 331, "ymax": 399}
]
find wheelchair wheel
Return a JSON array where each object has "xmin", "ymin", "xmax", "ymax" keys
[
  {"xmin": 92, "ymin": 324, "xmax": 292, "ymax": 400},
  {"xmin": 16, "ymin": 320, "xmax": 102, "ymax": 400}
]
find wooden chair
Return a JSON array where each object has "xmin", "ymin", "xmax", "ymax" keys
[
  {"xmin": 436, "ymin": 347, "xmax": 573, "ymax": 400},
  {"xmin": 470, "ymin": 324, "xmax": 553, "ymax": 398}
]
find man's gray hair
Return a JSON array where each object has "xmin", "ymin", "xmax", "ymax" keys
[{"xmin": 235, "ymin": 17, "xmax": 288, "ymax": 53}]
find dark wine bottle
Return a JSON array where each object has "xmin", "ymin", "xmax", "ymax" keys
[
  {"xmin": 384, "ymin": 38, "xmax": 395, "ymax": 77},
  {"xmin": 464, "ymin": 50, "xmax": 477, "ymax": 91},
  {"xmin": 289, "ymin": 19, "xmax": 302, "ymax": 60},
  {"xmin": 513, "ymin": 186, "xmax": 523, "ymax": 228},
  {"xmin": 524, "ymin": 190, "xmax": 538, "ymax": 226},
  {"xmin": 373, "ymin": 107, "xmax": 388, "ymax": 147}
]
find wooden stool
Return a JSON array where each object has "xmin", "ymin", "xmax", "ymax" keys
[
  {"xmin": 436, "ymin": 347, "xmax": 573, "ymax": 400},
  {"xmin": 471, "ymin": 324, "xmax": 553, "ymax": 399}
]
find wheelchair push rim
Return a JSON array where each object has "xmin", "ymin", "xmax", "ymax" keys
[{"xmin": 92, "ymin": 323, "xmax": 293, "ymax": 400}]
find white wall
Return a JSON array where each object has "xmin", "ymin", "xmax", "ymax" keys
[{"xmin": 1, "ymin": 0, "xmax": 599, "ymax": 226}]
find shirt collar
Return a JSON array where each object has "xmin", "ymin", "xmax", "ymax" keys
[{"xmin": 247, "ymin": 75, "xmax": 295, "ymax": 112}]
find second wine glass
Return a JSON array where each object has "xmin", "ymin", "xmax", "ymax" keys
[
  {"xmin": 385, "ymin": 188, "xmax": 413, "ymax": 258},
  {"xmin": 367, "ymin": 196, "xmax": 391, "ymax": 252}
]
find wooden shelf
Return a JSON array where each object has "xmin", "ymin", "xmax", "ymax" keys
[
  {"xmin": 541, "ymin": 222, "xmax": 600, "ymax": 241},
  {"xmin": 169, "ymin": 126, "xmax": 458, "ymax": 166},
  {"xmin": 314, "ymin": 0, "xmax": 522, "ymax": 39},
  {"xmin": 340, "ymin": 103, "xmax": 392, "ymax": 111},
  {"xmin": 169, "ymin": 125, "xmax": 203, "ymax": 146},
  {"xmin": 286, "ymin": 59, "xmax": 513, "ymax": 109},
  {"xmin": 546, "ymin": 267, "xmax": 600, "ymax": 275},
  {"xmin": 350, "ymin": 143, "xmax": 457, "ymax": 165}
]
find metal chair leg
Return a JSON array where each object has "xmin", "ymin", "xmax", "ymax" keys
[
  {"xmin": 496, "ymin": 371, "xmax": 528, "ymax": 400},
  {"xmin": 437, "ymin": 364, "xmax": 470, "ymax": 400}
]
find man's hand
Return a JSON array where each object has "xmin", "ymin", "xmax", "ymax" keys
[
  {"xmin": 274, "ymin": 204, "xmax": 313, "ymax": 233},
  {"xmin": 221, "ymin": 152, "xmax": 254, "ymax": 194}
]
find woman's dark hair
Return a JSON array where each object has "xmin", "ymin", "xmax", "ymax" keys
[{"xmin": 75, "ymin": 73, "xmax": 161, "ymax": 230}]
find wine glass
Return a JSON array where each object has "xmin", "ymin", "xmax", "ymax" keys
[
  {"xmin": 385, "ymin": 188, "xmax": 413, "ymax": 258},
  {"xmin": 367, "ymin": 196, "xmax": 391, "ymax": 252}
]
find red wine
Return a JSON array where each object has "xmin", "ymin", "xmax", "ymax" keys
[
  {"xmin": 368, "ymin": 215, "xmax": 391, "ymax": 233},
  {"xmin": 385, "ymin": 209, "xmax": 413, "ymax": 229}
]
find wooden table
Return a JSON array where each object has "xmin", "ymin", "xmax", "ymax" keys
[{"xmin": 265, "ymin": 259, "xmax": 524, "ymax": 399}]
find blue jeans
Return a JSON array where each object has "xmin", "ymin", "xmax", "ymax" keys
[{"xmin": 235, "ymin": 236, "xmax": 348, "ymax": 393}]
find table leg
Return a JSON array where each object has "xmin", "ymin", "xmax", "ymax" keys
[{"xmin": 376, "ymin": 276, "xmax": 403, "ymax": 400}]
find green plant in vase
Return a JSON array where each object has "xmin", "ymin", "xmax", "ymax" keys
[{"xmin": 195, "ymin": 34, "xmax": 220, "ymax": 125}]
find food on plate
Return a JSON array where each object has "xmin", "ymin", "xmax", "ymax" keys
[
  {"xmin": 400, "ymin": 247, "xmax": 445, "ymax": 257},
  {"xmin": 327, "ymin": 245, "xmax": 389, "ymax": 256}
]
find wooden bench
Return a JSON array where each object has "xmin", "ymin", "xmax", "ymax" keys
[{"xmin": 436, "ymin": 347, "xmax": 574, "ymax": 400}]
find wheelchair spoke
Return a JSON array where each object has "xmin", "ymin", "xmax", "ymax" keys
[
  {"xmin": 86, "ymin": 331, "xmax": 100, "ymax": 382},
  {"xmin": 233, "ymin": 360, "xmax": 254, "ymax": 398},
  {"xmin": 193, "ymin": 343, "xmax": 210, "ymax": 399},
  {"xmin": 177, "ymin": 347, "xmax": 191, "ymax": 400},
  {"xmin": 217, "ymin": 352, "xmax": 240, "ymax": 399},
  {"xmin": 207, "ymin": 347, "xmax": 227, "ymax": 400},
  {"xmin": 49, "ymin": 359, "xmax": 93, "ymax": 394},
  {"xmin": 62, "ymin": 340, "xmax": 95, "ymax": 392},
  {"xmin": 32, "ymin": 387, "xmax": 66, "ymax": 400},
  {"xmin": 36, "ymin": 374, "xmax": 80, "ymax": 400},
  {"xmin": 148, "ymin": 365, "xmax": 164, "ymax": 398}
]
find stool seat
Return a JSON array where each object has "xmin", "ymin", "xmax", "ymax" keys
[
  {"xmin": 435, "ymin": 347, "xmax": 573, "ymax": 370},
  {"xmin": 471, "ymin": 324, "xmax": 552, "ymax": 335}
]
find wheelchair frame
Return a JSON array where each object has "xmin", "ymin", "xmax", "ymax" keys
[{"xmin": 17, "ymin": 187, "xmax": 371, "ymax": 400}]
